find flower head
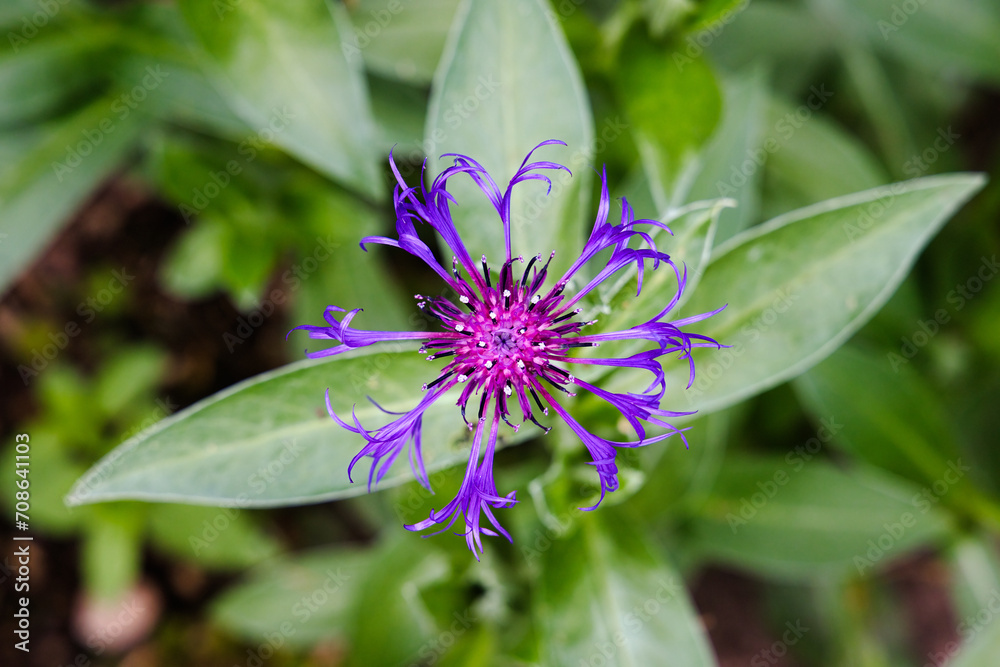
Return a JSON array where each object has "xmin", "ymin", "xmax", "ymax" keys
[{"xmin": 293, "ymin": 141, "xmax": 723, "ymax": 558}]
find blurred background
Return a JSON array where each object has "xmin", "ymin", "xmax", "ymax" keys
[{"xmin": 0, "ymin": 0, "xmax": 999, "ymax": 665}]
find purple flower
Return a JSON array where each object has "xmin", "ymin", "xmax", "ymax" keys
[{"xmin": 293, "ymin": 141, "xmax": 723, "ymax": 558}]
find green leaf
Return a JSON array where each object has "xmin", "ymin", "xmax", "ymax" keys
[
  {"xmin": 177, "ymin": 0, "xmax": 382, "ymax": 198},
  {"xmin": 211, "ymin": 537, "xmax": 446, "ymax": 655},
  {"xmin": 839, "ymin": 43, "xmax": 916, "ymax": 172},
  {"xmin": 794, "ymin": 345, "xmax": 1000, "ymax": 526},
  {"xmin": 148, "ymin": 503, "xmax": 280, "ymax": 569},
  {"xmin": 160, "ymin": 215, "xmax": 230, "ymax": 299},
  {"xmin": 95, "ymin": 346, "xmax": 168, "ymax": 418},
  {"xmin": 425, "ymin": 0, "xmax": 593, "ymax": 274},
  {"xmin": 0, "ymin": 26, "xmax": 109, "ymax": 128},
  {"xmin": 82, "ymin": 505, "xmax": 145, "ymax": 599},
  {"xmin": 951, "ymin": 619, "xmax": 1000, "ymax": 667},
  {"xmin": 760, "ymin": 93, "xmax": 888, "ymax": 221},
  {"xmin": 348, "ymin": 0, "xmax": 462, "ymax": 84},
  {"xmin": 685, "ymin": 68, "xmax": 769, "ymax": 245},
  {"xmin": 687, "ymin": 457, "xmax": 952, "ymax": 580},
  {"xmin": 947, "ymin": 535, "xmax": 1000, "ymax": 622},
  {"xmin": 211, "ymin": 546, "xmax": 373, "ymax": 648},
  {"xmin": 65, "ymin": 349, "xmax": 516, "ymax": 507},
  {"xmin": 842, "ymin": 0, "xmax": 1000, "ymax": 85},
  {"xmin": 113, "ymin": 3, "xmax": 253, "ymax": 139},
  {"xmin": 344, "ymin": 537, "xmax": 449, "ymax": 667},
  {"xmin": 535, "ymin": 511, "xmax": 714, "ymax": 666},
  {"xmin": 614, "ymin": 174, "xmax": 986, "ymax": 416},
  {"xmin": 0, "ymin": 96, "xmax": 145, "ymax": 297},
  {"xmin": 618, "ymin": 29, "xmax": 722, "ymax": 207}
]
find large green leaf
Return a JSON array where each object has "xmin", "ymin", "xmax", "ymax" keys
[
  {"xmin": 177, "ymin": 0, "xmax": 382, "ymax": 198},
  {"xmin": 611, "ymin": 174, "xmax": 986, "ymax": 416},
  {"xmin": 795, "ymin": 345, "xmax": 1000, "ymax": 526},
  {"xmin": 212, "ymin": 537, "xmax": 446, "ymax": 654},
  {"xmin": 425, "ymin": 0, "xmax": 593, "ymax": 274},
  {"xmin": 66, "ymin": 349, "xmax": 521, "ymax": 507},
  {"xmin": 535, "ymin": 511, "xmax": 715, "ymax": 666},
  {"xmin": 688, "ymin": 457, "xmax": 952, "ymax": 580},
  {"xmin": 0, "ymin": 97, "xmax": 145, "ymax": 297}
]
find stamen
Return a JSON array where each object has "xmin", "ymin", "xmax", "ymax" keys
[
  {"xmin": 481, "ymin": 255, "xmax": 491, "ymax": 288},
  {"xmin": 528, "ymin": 415, "xmax": 551, "ymax": 433},
  {"xmin": 423, "ymin": 370, "xmax": 455, "ymax": 390},
  {"xmin": 551, "ymin": 309, "xmax": 581, "ymax": 324},
  {"xmin": 529, "ymin": 386, "xmax": 546, "ymax": 414},
  {"xmin": 520, "ymin": 254, "xmax": 541, "ymax": 289}
]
